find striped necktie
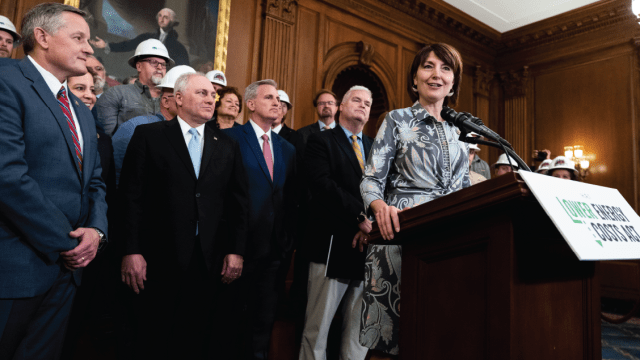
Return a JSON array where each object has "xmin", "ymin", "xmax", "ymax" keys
[
  {"xmin": 57, "ymin": 87, "xmax": 83, "ymax": 172},
  {"xmin": 350, "ymin": 135, "xmax": 365, "ymax": 171}
]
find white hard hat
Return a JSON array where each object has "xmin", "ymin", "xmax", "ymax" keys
[
  {"xmin": 205, "ymin": 70, "xmax": 227, "ymax": 86},
  {"xmin": 0, "ymin": 15, "xmax": 21, "ymax": 42},
  {"xmin": 547, "ymin": 156, "xmax": 578, "ymax": 177},
  {"xmin": 156, "ymin": 65, "xmax": 195, "ymax": 89},
  {"xmin": 492, "ymin": 153, "xmax": 519, "ymax": 169},
  {"xmin": 278, "ymin": 90, "xmax": 292, "ymax": 109},
  {"xmin": 465, "ymin": 133, "xmax": 480, "ymax": 151},
  {"xmin": 128, "ymin": 39, "xmax": 174, "ymax": 68},
  {"xmin": 536, "ymin": 159, "xmax": 553, "ymax": 174}
]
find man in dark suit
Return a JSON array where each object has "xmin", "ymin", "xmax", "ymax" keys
[
  {"xmin": 224, "ymin": 79, "xmax": 297, "ymax": 360},
  {"xmin": 0, "ymin": 4, "xmax": 108, "ymax": 359},
  {"xmin": 90, "ymin": 8, "xmax": 189, "ymax": 65},
  {"xmin": 118, "ymin": 73, "xmax": 248, "ymax": 358},
  {"xmin": 272, "ymin": 89, "xmax": 296, "ymax": 143},
  {"xmin": 299, "ymin": 86, "xmax": 373, "ymax": 360},
  {"xmin": 295, "ymin": 89, "xmax": 339, "ymax": 151}
]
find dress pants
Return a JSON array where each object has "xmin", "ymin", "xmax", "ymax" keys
[
  {"xmin": 299, "ymin": 262, "xmax": 368, "ymax": 360},
  {"xmin": 0, "ymin": 268, "xmax": 76, "ymax": 360},
  {"xmin": 128, "ymin": 236, "xmax": 216, "ymax": 360}
]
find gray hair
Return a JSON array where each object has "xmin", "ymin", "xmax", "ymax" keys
[
  {"xmin": 343, "ymin": 85, "xmax": 372, "ymax": 104},
  {"xmin": 21, "ymin": 3, "xmax": 88, "ymax": 54},
  {"xmin": 156, "ymin": 8, "xmax": 176, "ymax": 23},
  {"xmin": 173, "ymin": 72, "xmax": 206, "ymax": 95},
  {"xmin": 244, "ymin": 79, "xmax": 278, "ymax": 103}
]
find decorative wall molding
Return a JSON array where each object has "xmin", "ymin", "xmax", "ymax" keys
[
  {"xmin": 356, "ymin": 41, "xmax": 375, "ymax": 67},
  {"xmin": 473, "ymin": 65, "xmax": 494, "ymax": 98},
  {"xmin": 499, "ymin": 67, "xmax": 529, "ymax": 99},
  {"xmin": 266, "ymin": 0, "xmax": 298, "ymax": 23}
]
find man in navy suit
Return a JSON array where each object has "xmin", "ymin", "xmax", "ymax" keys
[
  {"xmin": 223, "ymin": 79, "xmax": 297, "ymax": 360},
  {"xmin": 0, "ymin": 4, "xmax": 107, "ymax": 359}
]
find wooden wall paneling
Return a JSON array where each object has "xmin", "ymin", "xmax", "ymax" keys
[
  {"xmin": 227, "ymin": 0, "xmax": 260, "ymax": 123},
  {"xmin": 292, "ymin": 6, "xmax": 320, "ymax": 129},
  {"xmin": 534, "ymin": 54, "xmax": 636, "ymax": 204},
  {"xmin": 473, "ymin": 65, "xmax": 494, "ymax": 155},
  {"xmin": 260, "ymin": 0, "xmax": 297, "ymax": 100},
  {"xmin": 499, "ymin": 67, "xmax": 530, "ymax": 165}
]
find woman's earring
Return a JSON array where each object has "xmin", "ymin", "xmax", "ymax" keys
[
  {"xmin": 412, "ymin": 84, "xmax": 418, "ymax": 92},
  {"xmin": 447, "ymin": 89, "xmax": 454, "ymax": 97}
]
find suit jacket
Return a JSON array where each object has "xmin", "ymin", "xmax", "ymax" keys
[
  {"xmin": 304, "ymin": 126, "xmax": 373, "ymax": 280},
  {"xmin": 0, "ymin": 58, "xmax": 108, "ymax": 297},
  {"xmin": 278, "ymin": 124, "xmax": 296, "ymax": 144},
  {"xmin": 118, "ymin": 120, "xmax": 248, "ymax": 277},
  {"xmin": 224, "ymin": 122, "xmax": 297, "ymax": 263},
  {"xmin": 109, "ymin": 28, "xmax": 190, "ymax": 66},
  {"xmin": 295, "ymin": 121, "xmax": 322, "ymax": 156}
]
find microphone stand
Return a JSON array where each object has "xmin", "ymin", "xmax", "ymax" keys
[{"xmin": 462, "ymin": 134, "xmax": 531, "ymax": 172}]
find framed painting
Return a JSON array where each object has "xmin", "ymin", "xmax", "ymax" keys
[{"xmin": 64, "ymin": 0, "xmax": 230, "ymax": 80}]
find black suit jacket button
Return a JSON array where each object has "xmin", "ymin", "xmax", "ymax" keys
[{"xmin": 195, "ymin": 193, "xmax": 201, "ymax": 198}]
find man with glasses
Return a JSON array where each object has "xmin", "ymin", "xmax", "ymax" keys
[{"xmin": 95, "ymin": 39, "xmax": 173, "ymax": 136}]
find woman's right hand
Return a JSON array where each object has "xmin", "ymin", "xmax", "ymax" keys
[{"xmin": 371, "ymin": 199, "xmax": 402, "ymax": 240}]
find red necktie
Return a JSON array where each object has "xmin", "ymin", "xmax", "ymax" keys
[
  {"xmin": 57, "ymin": 87, "xmax": 83, "ymax": 172},
  {"xmin": 261, "ymin": 134, "xmax": 273, "ymax": 180}
]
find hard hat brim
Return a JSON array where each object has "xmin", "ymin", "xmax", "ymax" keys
[{"xmin": 128, "ymin": 54, "xmax": 175, "ymax": 69}]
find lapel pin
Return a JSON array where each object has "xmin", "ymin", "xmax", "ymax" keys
[
  {"xmin": 74, "ymin": 100, "xmax": 79, "ymax": 106},
  {"xmin": 214, "ymin": 137, "xmax": 218, "ymax": 140}
]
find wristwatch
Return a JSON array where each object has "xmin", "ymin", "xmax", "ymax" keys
[
  {"xmin": 92, "ymin": 227, "xmax": 107, "ymax": 250},
  {"xmin": 357, "ymin": 211, "xmax": 368, "ymax": 223}
]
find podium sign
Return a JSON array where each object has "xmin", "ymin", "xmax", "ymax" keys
[{"xmin": 519, "ymin": 171, "xmax": 640, "ymax": 260}]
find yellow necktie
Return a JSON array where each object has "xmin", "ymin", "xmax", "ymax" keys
[{"xmin": 351, "ymin": 135, "xmax": 365, "ymax": 171}]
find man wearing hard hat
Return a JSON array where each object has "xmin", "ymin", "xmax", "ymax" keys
[
  {"xmin": 0, "ymin": 15, "xmax": 20, "ymax": 58},
  {"xmin": 492, "ymin": 153, "xmax": 519, "ymax": 177},
  {"xmin": 272, "ymin": 90, "xmax": 296, "ymax": 143},
  {"xmin": 96, "ymin": 38, "xmax": 174, "ymax": 137},
  {"xmin": 205, "ymin": 69, "xmax": 227, "ymax": 93},
  {"xmin": 111, "ymin": 65, "xmax": 195, "ymax": 186}
]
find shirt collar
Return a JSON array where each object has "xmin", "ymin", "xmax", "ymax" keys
[
  {"xmin": 177, "ymin": 116, "xmax": 206, "ymax": 136},
  {"xmin": 28, "ymin": 55, "xmax": 66, "ymax": 97},
  {"xmin": 272, "ymin": 124, "xmax": 283, "ymax": 134},
  {"xmin": 340, "ymin": 124, "xmax": 362, "ymax": 141},
  {"xmin": 318, "ymin": 119, "xmax": 336, "ymax": 130},
  {"xmin": 249, "ymin": 119, "xmax": 272, "ymax": 141}
]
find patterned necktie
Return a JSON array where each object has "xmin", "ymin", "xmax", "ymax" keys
[
  {"xmin": 57, "ymin": 87, "xmax": 83, "ymax": 172},
  {"xmin": 188, "ymin": 128, "xmax": 201, "ymax": 178},
  {"xmin": 262, "ymin": 134, "xmax": 274, "ymax": 180},
  {"xmin": 351, "ymin": 135, "xmax": 365, "ymax": 171}
]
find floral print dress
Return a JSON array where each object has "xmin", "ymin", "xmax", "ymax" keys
[{"xmin": 359, "ymin": 102, "xmax": 471, "ymax": 354}]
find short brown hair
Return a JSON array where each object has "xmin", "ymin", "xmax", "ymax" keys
[
  {"xmin": 313, "ymin": 89, "xmax": 337, "ymax": 107},
  {"xmin": 215, "ymin": 86, "xmax": 243, "ymax": 114},
  {"xmin": 407, "ymin": 43, "xmax": 463, "ymax": 107},
  {"xmin": 21, "ymin": 3, "xmax": 88, "ymax": 54}
]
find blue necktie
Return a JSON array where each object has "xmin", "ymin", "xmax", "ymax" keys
[{"xmin": 188, "ymin": 128, "xmax": 201, "ymax": 178}]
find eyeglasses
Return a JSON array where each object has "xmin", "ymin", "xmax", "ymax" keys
[
  {"xmin": 317, "ymin": 101, "xmax": 335, "ymax": 106},
  {"xmin": 140, "ymin": 59, "xmax": 167, "ymax": 69}
]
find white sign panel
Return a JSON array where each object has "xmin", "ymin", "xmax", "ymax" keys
[{"xmin": 518, "ymin": 171, "xmax": 640, "ymax": 260}]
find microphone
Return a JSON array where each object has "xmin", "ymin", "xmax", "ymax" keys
[{"xmin": 440, "ymin": 107, "xmax": 508, "ymax": 147}]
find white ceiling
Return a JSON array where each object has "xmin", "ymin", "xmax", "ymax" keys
[{"xmin": 443, "ymin": 0, "xmax": 601, "ymax": 33}]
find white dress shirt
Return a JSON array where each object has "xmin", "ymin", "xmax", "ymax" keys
[
  {"xmin": 28, "ymin": 55, "xmax": 84, "ymax": 153},
  {"xmin": 177, "ymin": 116, "xmax": 205, "ymax": 155},
  {"xmin": 249, "ymin": 119, "xmax": 274, "ymax": 163},
  {"xmin": 318, "ymin": 119, "xmax": 336, "ymax": 131},
  {"xmin": 272, "ymin": 124, "xmax": 283, "ymax": 134}
]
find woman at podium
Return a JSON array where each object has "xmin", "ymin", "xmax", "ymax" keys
[{"xmin": 359, "ymin": 43, "xmax": 471, "ymax": 358}]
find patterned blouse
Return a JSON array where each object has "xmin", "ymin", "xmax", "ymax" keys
[{"xmin": 358, "ymin": 102, "xmax": 470, "ymax": 354}]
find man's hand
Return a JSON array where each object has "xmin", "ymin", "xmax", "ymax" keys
[
  {"xmin": 351, "ymin": 230, "xmax": 369, "ymax": 252},
  {"xmin": 121, "ymin": 254, "xmax": 147, "ymax": 294},
  {"xmin": 358, "ymin": 218, "xmax": 372, "ymax": 234},
  {"xmin": 221, "ymin": 254, "xmax": 243, "ymax": 284},
  {"xmin": 60, "ymin": 227, "xmax": 100, "ymax": 270},
  {"xmin": 89, "ymin": 36, "xmax": 106, "ymax": 49}
]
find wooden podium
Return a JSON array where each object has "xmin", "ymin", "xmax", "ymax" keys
[{"xmin": 368, "ymin": 173, "xmax": 600, "ymax": 360}]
